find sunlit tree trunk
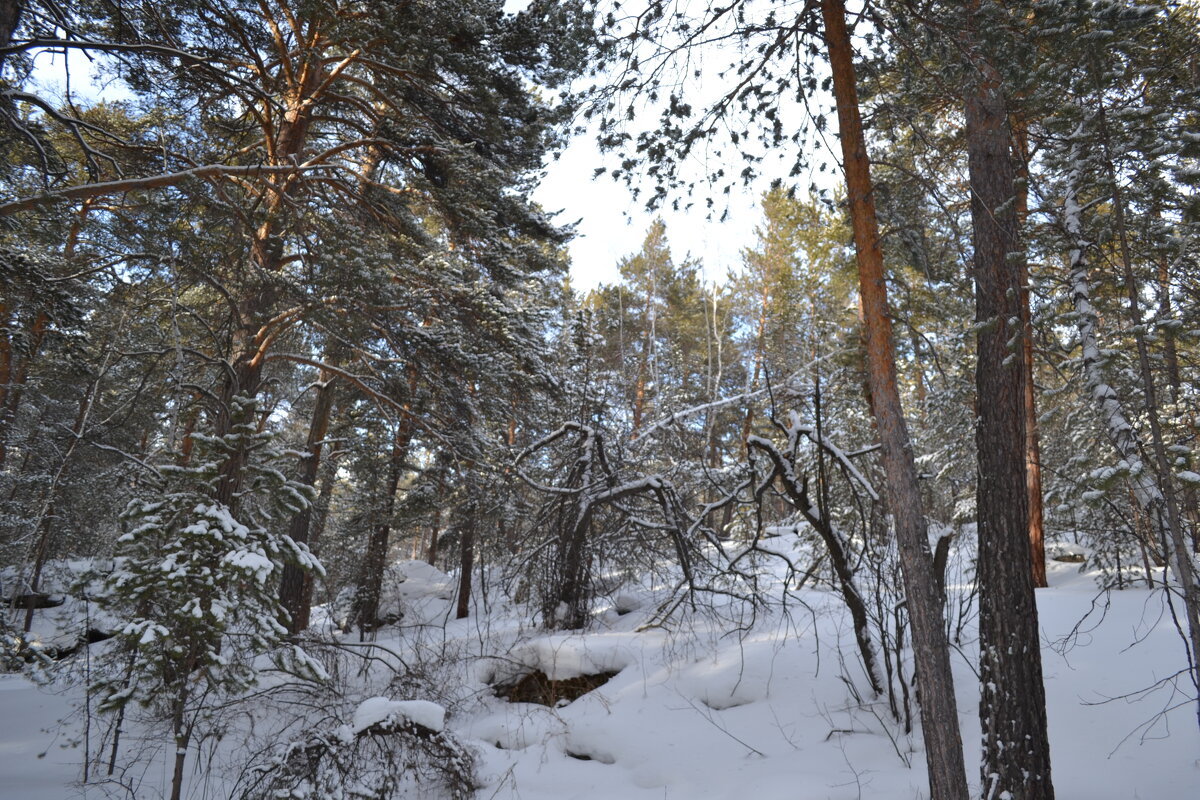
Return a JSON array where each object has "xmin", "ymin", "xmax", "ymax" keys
[
  {"xmin": 1013, "ymin": 118, "xmax": 1048, "ymax": 588},
  {"xmin": 820, "ymin": 4, "xmax": 969, "ymax": 799}
]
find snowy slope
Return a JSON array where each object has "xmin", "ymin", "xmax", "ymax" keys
[{"xmin": 2, "ymin": 555, "xmax": 1198, "ymax": 799}]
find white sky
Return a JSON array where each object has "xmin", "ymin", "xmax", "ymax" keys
[{"xmin": 533, "ymin": 129, "xmax": 769, "ymax": 290}]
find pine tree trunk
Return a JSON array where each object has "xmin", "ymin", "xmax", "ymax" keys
[
  {"xmin": 0, "ymin": 301, "xmax": 11, "ymax": 467},
  {"xmin": 211, "ymin": 350, "xmax": 266, "ymax": 510},
  {"xmin": 167, "ymin": 681, "xmax": 193, "ymax": 800},
  {"xmin": 354, "ymin": 413, "xmax": 417, "ymax": 634},
  {"xmin": 632, "ymin": 349, "xmax": 648, "ymax": 433},
  {"xmin": 0, "ymin": 310, "xmax": 48, "ymax": 472},
  {"xmin": 739, "ymin": 289, "xmax": 769, "ymax": 448},
  {"xmin": 819, "ymin": 5, "xmax": 969, "ymax": 799},
  {"xmin": 1023, "ymin": 297, "xmax": 1048, "ymax": 589},
  {"xmin": 456, "ymin": 504, "xmax": 475, "ymax": 620},
  {"xmin": 1157, "ymin": 251, "xmax": 1199, "ymax": 550},
  {"xmin": 1013, "ymin": 117, "xmax": 1048, "ymax": 588},
  {"xmin": 279, "ymin": 370, "xmax": 337, "ymax": 634},
  {"xmin": 963, "ymin": 15, "xmax": 1054, "ymax": 796},
  {"xmin": 428, "ymin": 470, "xmax": 444, "ymax": 565},
  {"xmin": 0, "ymin": 0, "xmax": 22, "ymax": 73}
]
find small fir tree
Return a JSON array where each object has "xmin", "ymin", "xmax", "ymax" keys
[{"xmin": 96, "ymin": 394, "xmax": 325, "ymax": 800}]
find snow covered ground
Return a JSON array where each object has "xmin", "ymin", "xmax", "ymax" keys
[{"xmin": 2, "ymin": 552, "xmax": 1198, "ymax": 799}]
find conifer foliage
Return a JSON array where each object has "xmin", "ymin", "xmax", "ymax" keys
[{"xmin": 5, "ymin": 2, "xmax": 1200, "ymax": 799}]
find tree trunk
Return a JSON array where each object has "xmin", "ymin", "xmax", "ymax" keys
[
  {"xmin": 0, "ymin": 310, "xmax": 48, "ymax": 472},
  {"xmin": 963, "ymin": 13, "xmax": 1054, "ymax": 796},
  {"xmin": 303, "ymin": 455, "xmax": 338, "ymax": 611},
  {"xmin": 1157, "ymin": 250, "xmax": 1199, "ymax": 550},
  {"xmin": 279, "ymin": 369, "xmax": 337, "ymax": 634},
  {"xmin": 353, "ymin": 411, "xmax": 417, "ymax": 635},
  {"xmin": 631, "ymin": 347, "xmax": 649, "ymax": 433},
  {"xmin": 1012, "ymin": 117, "xmax": 1048, "ymax": 589},
  {"xmin": 819, "ymin": 5, "xmax": 969, "ymax": 799},
  {"xmin": 428, "ymin": 469, "xmax": 444, "ymax": 565},
  {"xmin": 0, "ymin": 0, "xmax": 21, "ymax": 73},
  {"xmin": 739, "ymin": 286, "xmax": 770, "ymax": 448},
  {"xmin": 456, "ymin": 504, "xmax": 475, "ymax": 620},
  {"xmin": 0, "ymin": 301, "xmax": 11, "ymax": 462},
  {"xmin": 1023, "ymin": 295, "xmax": 1048, "ymax": 589},
  {"xmin": 211, "ymin": 349, "xmax": 266, "ymax": 511}
]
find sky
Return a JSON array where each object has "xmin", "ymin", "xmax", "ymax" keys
[
  {"xmin": 532, "ymin": 127, "xmax": 770, "ymax": 290},
  {"xmin": 528, "ymin": 8, "xmax": 842, "ymax": 292}
]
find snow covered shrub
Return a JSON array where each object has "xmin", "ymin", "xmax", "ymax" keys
[
  {"xmin": 515, "ymin": 422, "xmax": 705, "ymax": 630},
  {"xmin": 235, "ymin": 698, "xmax": 477, "ymax": 800},
  {"xmin": 92, "ymin": 395, "xmax": 325, "ymax": 798},
  {"xmin": 228, "ymin": 640, "xmax": 479, "ymax": 800},
  {"xmin": 0, "ymin": 616, "xmax": 36, "ymax": 672}
]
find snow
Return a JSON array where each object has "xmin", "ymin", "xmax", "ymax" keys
[
  {"xmin": 0, "ymin": 674, "xmax": 79, "ymax": 799},
  {"xmin": 4, "ymin": 549, "xmax": 1200, "ymax": 799},
  {"xmin": 221, "ymin": 548, "xmax": 275, "ymax": 583},
  {"xmin": 352, "ymin": 697, "xmax": 446, "ymax": 734},
  {"xmin": 494, "ymin": 632, "xmax": 638, "ymax": 683}
]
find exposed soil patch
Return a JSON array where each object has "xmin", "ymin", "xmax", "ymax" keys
[
  {"xmin": 564, "ymin": 748, "xmax": 616, "ymax": 764},
  {"xmin": 494, "ymin": 670, "xmax": 618, "ymax": 707}
]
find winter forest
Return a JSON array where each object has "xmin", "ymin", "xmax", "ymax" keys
[{"xmin": 2, "ymin": 0, "xmax": 1200, "ymax": 798}]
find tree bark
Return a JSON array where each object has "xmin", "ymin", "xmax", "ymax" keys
[
  {"xmin": 963, "ymin": 12, "xmax": 1054, "ymax": 796},
  {"xmin": 354, "ymin": 410, "xmax": 417, "ymax": 635},
  {"xmin": 819, "ymin": 5, "xmax": 969, "ymax": 799},
  {"xmin": 279, "ymin": 369, "xmax": 337, "ymax": 634},
  {"xmin": 0, "ymin": 0, "xmax": 23, "ymax": 73},
  {"xmin": 456, "ymin": 504, "xmax": 475, "ymax": 620},
  {"xmin": 1157, "ymin": 250, "xmax": 1199, "ymax": 550},
  {"xmin": 1013, "ymin": 118, "xmax": 1048, "ymax": 589},
  {"xmin": 0, "ymin": 309, "xmax": 47, "ymax": 472},
  {"xmin": 428, "ymin": 468, "xmax": 444, "ymax": 565},
  {"xmin": 1094, "ymin": 100, "xmax": 1200, "ymax": 719}
]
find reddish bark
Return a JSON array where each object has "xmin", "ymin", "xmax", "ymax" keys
[
  {"xmin": 820, "ymin": 4, "xmax": 969, "ymax": 799},
  {"xmin": 1013, "ymin": 118, "xmax": 1048, "ymax": 588}
]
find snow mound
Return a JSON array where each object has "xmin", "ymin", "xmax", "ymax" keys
[
  {"xmin": 612, "ymin": 591, "xmax": 647, "ymax": 615},
  {"xmin": 499, "ymin": 633, "xmax": 636, "ymax": 683},
  {"xmin": 352, "ymin": 697, "xmax": 446, "ymax": 734},
  {"xmin": 676, "ymin": 637, "xmax": 777, "ymax": 710},
  {"xmin": 391, "ymin": 559, "xmax": 453, "ymax": 595}
]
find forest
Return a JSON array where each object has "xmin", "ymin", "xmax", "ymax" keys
[{"xmin": 1, "ymin": 1, "xmax": 1199, "ymax": 798}]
